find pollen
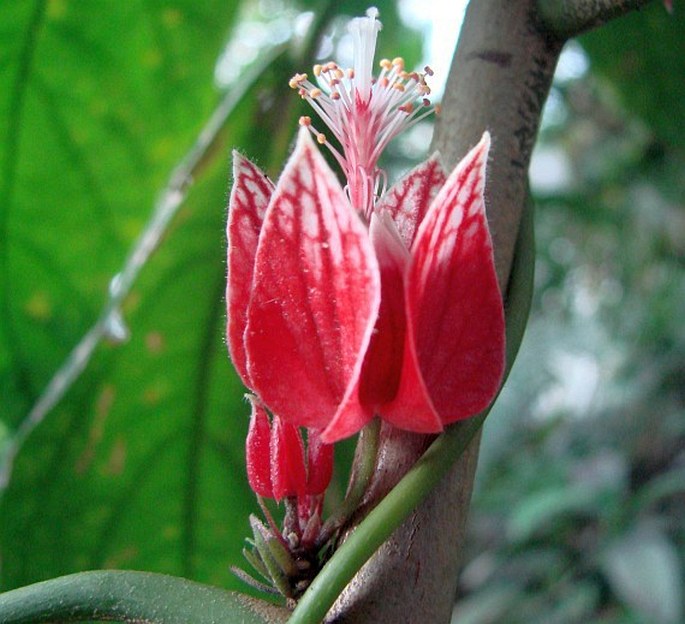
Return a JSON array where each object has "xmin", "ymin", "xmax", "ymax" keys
[
  {"xmin": 379, "ymin": 58, "xmax": 392, "ymax": 71},
  {"xmin": 299, "ymin": 116, "xmax": 312, "ymax": 126},
  {"xmin": 313, "ymin": 64, "xmax": 323, "ymax": 77},
  {"xmin": 398, "ymin": 103, "xmax": 413, "ymax": 113},
  {"xmin": 316, "ymin": 133, "xmax": 327, "ymax": 144},
  {"xmin": 392, "ymin": 57, "xmax": 405, "ymax": 69},
  {"xmin": 288, "ymin": 73, "xmax": 307, "ymax": 89},
  {"xmin": 309, "ymin": 88, "xmax": 322, "ymax": 98}
]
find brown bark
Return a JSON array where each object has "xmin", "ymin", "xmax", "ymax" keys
[{"xmin": 537, "ymin": 0, "xmax": 652, "ymax": 39}]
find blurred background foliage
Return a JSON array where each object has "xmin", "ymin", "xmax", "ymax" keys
[{"xmin": 0, "ymin": 1, "xmax": 682, "ymax": 622}]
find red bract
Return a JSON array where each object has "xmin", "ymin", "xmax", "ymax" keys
[
  {"xmin": 227, "ymin": 128, "xmax": 504, "ymax": 443},
  {"xmin": 245, "ymin": 397, "xmax": 333, "ymax": 501},
  {"xmin": 227, "ymin": 8, "xmax": 504, "ymax": 444}
]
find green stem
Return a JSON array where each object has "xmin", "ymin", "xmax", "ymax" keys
[
  {"xmin": 319, "ymin": 418, "xmax": 380, "ymax": 545},
  {"xmin": 288, "ymin": 195, "xmax": 535, "ymax": 624},
  {"xmin": 346, "ymin": 417, "xmax": 381, "ymax": 505}
]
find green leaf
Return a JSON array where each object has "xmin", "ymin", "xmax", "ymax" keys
[
  {"xmin": 0, "ymin": 0, "xmax": 270, "ymax": 592},
  {"xmin": 545, "ymin": 581, "xmax": 600, "ymax": 624},
  {"xmin": 636, "ymin": 466, "xmax": 685, "ymax": 509},
  {"xmin": 451, "ymin": 584, "xmax": 521, "ymax": 624},
  {"xmin": 0, "ymin": 1, "xmax": 240, "ymax": 421},
  {"xmin": 601, "ymin": 525, "xmax": 683, "ymax": 624},
  {"xmin": 506, "ymin": 483, "xmax": 605, "ymax": 543},
  {"xmin": 0, "ymin": 570, "xmax": 288, "ymax": 623},
  {"xmin": 580, "ymin": 2, "xmax": 685, "ymax": 152}
]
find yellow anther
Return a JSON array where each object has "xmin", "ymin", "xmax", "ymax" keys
[
  {"xmin": 313, "ymin": 64, "xmax": 323, "ymax": 77},
  {"xmin": 398, "ymin": 103, "xmax": 413, "ymax": 113},
  {"xmin": 380, "ymin": 59, "xmax": 392, "ymax": 70},
  {"xmin": 288, "ymin": 73, "xmax": 307, "ymax": 89},
  {"xmin": 400, "ymin": 71, "xmax": 410, "ymax": 80},
  {"xmin": 393, "ymin": 83, "xmax": 406, "ymax": 92},
  {"xmin": 334, "ymin": 68, "xmax": 344, "ymax": 80},
  {"xmin": 317, "ymin": 133, "xmax": 327, "ymax": 144},
  {"xmin": 380, "ymin": 77, "xmax": 389, "ymax": 88},
  {"xmin": 326, "ymin": 61, "xmax": 337, "ymax": 71},
  {"xmin": 392, "ymin": 57, "xmax": 404, "ymax": 69},
  {"xmin": 310, "ymin": 88, "xmax": 322, "ymax": 98}
]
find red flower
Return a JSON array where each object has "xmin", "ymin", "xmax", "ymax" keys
[
  {"xmin": 245, "ymin": 397, "xmax": 333, "ymax": 501},
  {"xmin": 227, "ymin": 128, "xmax": 503, "ymax": 443},
  {"xmin": 226, "ymin": 9, "xmax": 505, "ymax": 443}
]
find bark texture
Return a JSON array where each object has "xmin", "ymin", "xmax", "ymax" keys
[{"xmin": 537, "ymin": 0, "xmax": 652, "ymax": 39}]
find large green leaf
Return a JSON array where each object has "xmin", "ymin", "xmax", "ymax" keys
[
  {"xmin": 0, "ymin": 0, "xmax": 261, "ymax": 591},
  {"xmin": 0, "ymin": 570, "xmax": 288, "ymax": 623},
  {"xmin": 0, "ymin": 1, "xmax": 238, "ymax": 419}
]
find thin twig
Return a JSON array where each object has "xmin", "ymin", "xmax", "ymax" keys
[
  {"xmin": 0, "ymin": 44, "xmax": 286, "ymax": 491},
  {"xmin": 537, "ymin": 0, "xmax": 655, "ymax": 39}
]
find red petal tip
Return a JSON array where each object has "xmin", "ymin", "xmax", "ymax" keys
[
  {"xmin": 270, "ymin": 416, "xmax": 307, "ymax": 501},
  {"xmin": 245, "ymin": 397, "xmax": 273, "ymax": 498}
]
